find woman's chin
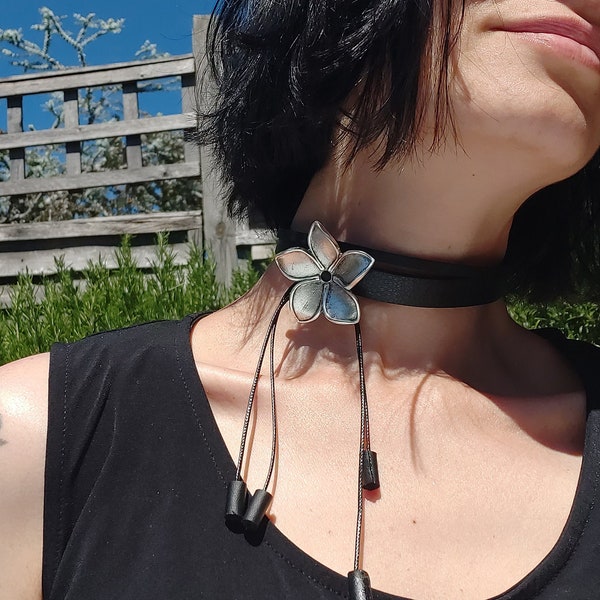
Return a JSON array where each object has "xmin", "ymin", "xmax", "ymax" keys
[{"xmin": 534, "ymin": 134, "xmax": 599, "ymax": 181}]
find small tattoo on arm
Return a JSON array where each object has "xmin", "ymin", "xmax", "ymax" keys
[{"xmin": 0, "ymin": 414, "xmax": 7, "ymax": 446}]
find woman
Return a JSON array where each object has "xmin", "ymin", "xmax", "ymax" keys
[{"xmin": 1, "ymin": 0, "xmax": 600, "ymax": 598}]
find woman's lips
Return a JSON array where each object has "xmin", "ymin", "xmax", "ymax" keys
[{"xmin": 494, "ymin": 18, "xmax": 600, "ymax": 71}]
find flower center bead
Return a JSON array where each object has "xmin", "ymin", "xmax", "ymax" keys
[{"xmin": 320, "ymin": 271, "xmax": 332, "ymax": 283}]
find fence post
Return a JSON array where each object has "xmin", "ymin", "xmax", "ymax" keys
[
  {"xmin": 64, "ymin": 89, "xmax": 82, "ymax": 176},
  {"xmin": 7, "ymin": 95, "xmax": 25, "ymax": 180},
  {"xmin": 123, "ymin": 81, "xmax": 143, "ymax": 169},
  {"xmin": 193, "ymin": 14, "xmax": 238, "ymax": 286}
]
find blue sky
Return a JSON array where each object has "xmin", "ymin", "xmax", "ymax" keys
[
  {"xmin": 0, "ymin": 2, "xmax": 217, "ymax": 131},
  {"xmin": 0, "ymin": 1, "xmax": 217, "ymax": 77}
]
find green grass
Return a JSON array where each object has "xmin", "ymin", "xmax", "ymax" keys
[
  {"xmin": 1, "ymin": 236, "xmax": 598, "ymax": 366},
  {"xmin": 0, "ymin": 234, "xmax": 260, "ymax": 365}
]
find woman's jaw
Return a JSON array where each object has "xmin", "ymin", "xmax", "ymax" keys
[{"xmin": 293, "ymin": 0, "xmax": 600, "ymax": 267}]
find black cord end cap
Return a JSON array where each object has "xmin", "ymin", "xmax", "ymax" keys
[
  {"xmin": 361, "ymin": 450, "xmax": 380, "ymax": 491},
  {"xmin": 348, "ymin": 569, "xmax": 374, "ymax": 600},
  {"xmin": 242, "ymin": 489, "xmax": 273, "ymax": 532},
  {"xmin": 225, "ymin": 480, "xmax": 248, "ymax": 527}
]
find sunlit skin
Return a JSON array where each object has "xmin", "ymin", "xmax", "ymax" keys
[{"xmin": 1, "ymin": 1, "xmax": 600, "ymax": 599}]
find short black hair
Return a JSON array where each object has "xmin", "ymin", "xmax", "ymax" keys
[{"xmin": 197, "ymin": 0, "xmax": 600, "ymax": 302}]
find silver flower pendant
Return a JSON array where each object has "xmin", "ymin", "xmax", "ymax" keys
[{"xmin": 275, "ymin": 221, "xmax": 375, "ymax": 325}]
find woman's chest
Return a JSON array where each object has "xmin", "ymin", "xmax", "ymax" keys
[
  {"xmin": 269, "ymin": 435, "xmax": 582, "ymax": 598},
  {"xmin": 207, "ymin": 376, "xmax": 587, "ymax": 599}
]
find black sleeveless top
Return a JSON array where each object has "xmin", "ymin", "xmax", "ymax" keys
[{"xmin": 44, "ymin": 315, "xmax": 600, "ymax": 599}]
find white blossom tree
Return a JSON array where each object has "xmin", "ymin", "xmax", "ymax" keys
[{"xmin": 0, "ymin": 7, "xmax": 201, "ymax": 223}]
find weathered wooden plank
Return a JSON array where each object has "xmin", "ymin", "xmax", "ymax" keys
[
  {"xmin": 235, "ymin": 228, "xmax": 277, "ymax": 246},
  {"xmin": 63, "ymin": 89, "xmax": 82, "ymax": 176},
  {"xmin": 123, "ymin": 81, "xmax": 143, "ymax": 170},
  {"xmin": 187, "ymin": 226, "xmax": 203, "ymax": 248},
  {"xmin": 194, "ymin": 15, "xmax": 237, "ymax": 285},
  {"xmin": 0, "ymin": 54, "xmax": 192, "ymax": 84},
  {"xmin": 181, "ymin": 73, "xmax": 200, "ymax": 165},
  {"xmin": 0, "ymin": 113, "xmax": 196, "ymax": 151},
  {"xmin": 0, "ymin": 283, "xmax": 45, "ymax": 308},
  {"xmin": 0, "ymin": 161, "xmax": 201, "ymax": 196},
  {"xmin": 236, "ymin": 227, "xmax": 276, "ymax": 263},
  {"xmin": 0, "ymin": 242, "xmax": 193, "ymax": 278},
  {"xmin": 7, "ymin": 96, "xmax": 25, "ymax": 181},
  {"xmin": 0, "ymin": 55, "xmax": 195, "ymax": 97},
  {"xmin": 250, "ymin": 244, "xmax": 275, "ymax": 261},
  {"xmin": 0, "ymin": 211, "xmax": 203, "ymax": 242}
]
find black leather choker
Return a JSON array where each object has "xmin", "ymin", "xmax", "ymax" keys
[{"xmin": 276, "ymin": 228, "xmax": 506, "ymax": 308}]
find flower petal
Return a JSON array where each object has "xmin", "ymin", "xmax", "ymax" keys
[
  {"xmin": 276, "ymin": 248, "xmax": 322, "ymax": 281},
  {"xmin": 290, "ymin": 280, "xmax": 324, "ymax": 322},
  {"xmin": 332, "ymin": 251, "xmax": 375, "ymax": 289},
  {"xmin": 308, "ymin": 221, "xmax": 340, "ymax": 270},
  {"xmin": 322, "ymin": 282, "xmax": 360, "ymax": 325}
]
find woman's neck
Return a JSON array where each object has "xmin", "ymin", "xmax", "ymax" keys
[
  {"xmin": 252, "ymin": 140, "xmax": 580, "ymax": 397},
  {"xmin": 238, "ymin": 265, "xmax": 563, "ymax": 399},
  {"xmin": 292, "ymin": 137, "xmax": 547, "ymax": 267}
]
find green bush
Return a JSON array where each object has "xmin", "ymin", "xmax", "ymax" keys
[
  {"xmin": 508, "ymin": 298, "xmax": 600, "ymax": 346},
  {"xmin": 0, "ymin": 234, "xmax": 260, "ymax": 365}
]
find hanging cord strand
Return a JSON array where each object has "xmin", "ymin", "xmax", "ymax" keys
[
  {"xmin": 263, "ymin": 298, "xmax": 281, "ymax": 490},
  {"xmin": 234, "ymin": 287, "xmax": 292, "ymax": 481},
  {"xmin": 359, "ymin": 326, "xmax": 372, "ymax": 452},
  {"xmin": 353, "ymin": 321, "xmax": 369, "ymax": 571}
]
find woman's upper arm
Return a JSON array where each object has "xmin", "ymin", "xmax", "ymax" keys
[{"xmin": 0, "ymin": 353, "xmax": 49, "ymax": 600}]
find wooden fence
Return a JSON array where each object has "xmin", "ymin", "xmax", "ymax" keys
[
  {"xmin": 0, "ymin": 211, "xmax": 203, "ymax": 306},
  {"xmin": 0, "ymin": 211, "xmax": 203, "ymax": 275},
  {"xmin": 0, "ymin": 14, "xmax": 275, "ymax": 295},
  {"xmin": 0, "ymin": 53, "xmax": 200, "ymax": 195}
]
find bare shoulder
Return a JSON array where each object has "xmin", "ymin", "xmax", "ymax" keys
[
  {"xmin": 0, "ymin": 353, "xmax": 49, "ymax": 447},
  {"xmin": 0, "ymin": 353, "xmax": 49, "ymax": 600}
]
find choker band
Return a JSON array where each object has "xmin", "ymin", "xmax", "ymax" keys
[{"xmin": 276, "ymin": 228, "xmax": 506, "ymax": 308}]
